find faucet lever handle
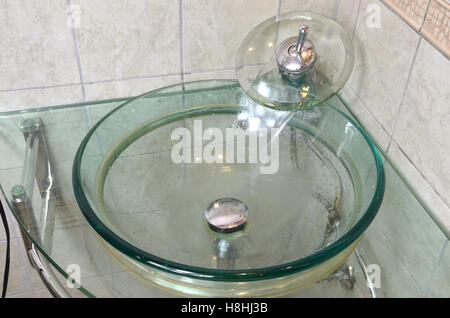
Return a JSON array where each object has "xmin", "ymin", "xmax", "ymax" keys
[{"xmin": 296, "ymin": 25, "xmax": 309, "ymax": 54}]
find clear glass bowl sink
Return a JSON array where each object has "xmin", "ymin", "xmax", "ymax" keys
[{"xmin": 73, "ymin": 80, "xmax": 384, "ymax": 297}]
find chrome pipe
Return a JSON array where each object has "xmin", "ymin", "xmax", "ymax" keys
[{"xmin": 355, "ymin": 248, "xmax": 377, "ymax": 298}]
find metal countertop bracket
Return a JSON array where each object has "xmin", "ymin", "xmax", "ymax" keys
[{"xmin": 10, "ymin": 118, "xmax": 70, "ymax": 298}]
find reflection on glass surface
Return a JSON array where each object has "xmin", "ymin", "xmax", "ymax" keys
[
  {"xmin": 236, "ymin": 11, "xmax": 354, "ymax": 111},
  {"xmin": 0, "ymin": 82, "xmax": 447, "ymax": 297}
]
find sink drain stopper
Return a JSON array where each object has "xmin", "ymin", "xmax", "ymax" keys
[{"xmin": 205, "ymin": 198, "xmax": 248, "ymax": 234}]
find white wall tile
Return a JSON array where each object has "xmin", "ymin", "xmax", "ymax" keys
[
  {"xmin": 349, "ymin": 0, "xmax": 420, "ymax": 134},
  {"xmin": 0, "ymin": 0, "xmax": 80, "ymax": 91},
  {"xmin": 283, "ymin": 0, "xmax": 360, "ymax": 36},
  {"xmin": 339, "ymin": 84, "xmax": 391, "ymax": 151},
  {"xmin": 387, "ymin": 141, "xmax": 450, "ymax": 236},
  {"xmin": 426, "ymin": 240, "xmax": 450, "ymax": 297},
  {"xmin": 84, "ymin": 75, "xmax": 182, "ymax": 101},
  {"xmin": 183, "ymin": 69, "xmax": 237, "ymax": 82},
  {"xmin": 357, "ymin": 222, "xmax": 422, "ymax": 297},
  {"xmin": 374, "ymin": 159, "xmax": 447, "ymax": 291},
  {"xmin": 183, "ymin": 0, "xmax": 279, "ymax": 73},
  {"xmin": 73, "ymin": 0, "xmax": 180, "ymax": 82},
  {"xmin": 393, "ymin": 39, "xmax": 450, "ymax": 210},
  {"xmin": 0, "ymin": 0, "xmax": 448, "ymax": 299},
  {"xmin": 0, "ymin": 86, "xmax": 83, "ymax": 112}
]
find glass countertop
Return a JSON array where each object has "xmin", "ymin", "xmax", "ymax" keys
[{"xmin": 0, "ymin": 82, "xmax": 447, "ymax": 297}]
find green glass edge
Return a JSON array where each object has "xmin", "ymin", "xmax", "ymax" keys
[{"xmin": 72, "ymin": 80, "xmax": 385, "ymax": 282}]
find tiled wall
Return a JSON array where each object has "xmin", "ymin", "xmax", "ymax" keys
[
  {"xmin": 0, "ymin": 1, "xmax": 448, "ymax": 231},
  {"xmin": 0, "ymin": 0, "xmax": 281, "ymax": 109},
  {"xmin": 6, "ymin": 0, "xmax": 444, "ymax": 235},
  {"xmin": 385, "ymin": 0, "xmax": 449, "ymax": 56},
  {"xmin": 0, "ymin": 0, "xmax": 449, "ymax": 298},
  {"xmin": 0, "ymin": 3, "xmax": 448, "ymax": 216},
  {"xmin": 336, "ymin": 0, "xmax": 450, "ymax": 236}
]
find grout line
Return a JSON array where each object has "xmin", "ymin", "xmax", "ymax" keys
[
  {"xmin": 109, "ymin": 260, "xmax": 114, "ymax": 296},
  {"xmin": 5, "ymin": 290, "xmax": 36, "ymax": 298},
  {"xmin": 422, "ymin": 239, "xmax": 448, "ymax": 297},
  {"xmin": 351, "ymin": 0, "xmax": 362, "ymax": 41},
  {"xmin": 375, "ymin": 219, "xmax": 425, "ymax": 295},
  {"xmin": 84, "ymin": 73, "xmax": 181, "ymax": 85},
  {"xmin": 345, "ymin": 84, "xmax": 392, "ymax": 152},
  {"xmin": 184, "ymin": 67, "xmax": 236, "ymax": 76},
  {"xmin": 346, "ymin": 1, "xmax": 450, "ymax": 219},
  {"xmin": 378, "ymin": 0, "xmax": 449, "ymax": 58},
  {"xmin": 422, "ymin": 34, "xmax": 450, "ymax": 61},
  {"xmin": 274, "ymin": 0, "xmax": 284, "ymax": 46},
  {"xmin": 67, "ymin": 0, "xmax": 86, "ymax": 102},
  {"xmin": 67, "ymin": 0, "xmax": 91, "ymax": 129},
  {"xmin": 6, "ymin": 210, "xmax": 19, "ymax": 240},
  {"xmin": 32, "ymin": 287, "xmax": 54, "ymax": 297},
  {"xmin": 389, "ymin": 139, "xmax": 450, "ymax": 210},
  {"xmin": 377, "ymin": 0, "xmax": 425, "ymax": 36},
  {"xmin": 55, "ymin": 270, "xmax": 118, "ymax": 287},
  {"xmin": 0, "ymin": 68, "xmax": 229, "ymax": 97},
  {"xmin": 179, "ymin": 0, "xmax": 185, "ymax": 82},
  {"xmin": 386, "ymin": 36, "xmax": 423, "ymax": 153},
  {"xmin": 0, "ymin": 83, "xmax": 82, "ymax": 94},
  {"xmin": 8, "ymin": 237, "xmax": 37, "ymax": 297},
  {"xmin": 386, "ymin": 0, "xmax": 432, "ymax": 152},
  {"xmin": 331, "ymin": 0, "xmax": 340, "ymax": 19},
  {"xmin": 0, "ymin": 190, "xmax": 21, "ymax": 237},
  {"xmin": 84, "ymin": 105, "xmax": 92, "ymax": 128},
  {"xmin": 278, "ymin": 0, "xmax": 284, "ymax": 16},
  {"xmin": 418, "ymin": 0, "xmax": 433, "ymax": 33},
  {"xmin": 178, "ymin": 0, "xmax": 188, "ymax": 183},
  {"xmin": 0, "ymin": 159, "xmax": 71, "ymax": 172},
  {"xmin": 16, "ymin": 243, "xmax": 38, "ymax": 298},
  {"xmin": 83, "ymin": 68, "xmax": 229, "ymax": 85},
  {"xmin": 385, "ymin": 0, "xmax": 432, "ymax": 34}
]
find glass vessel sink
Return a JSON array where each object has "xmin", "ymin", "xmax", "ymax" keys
[{"xmin": 73, "ymin": 80, "xmax": 384, "ymax": 297}]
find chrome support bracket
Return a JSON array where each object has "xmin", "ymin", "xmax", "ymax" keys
[{"xmin": 10, "ymin": 118, "xmax": 69, "ymax": 298}]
